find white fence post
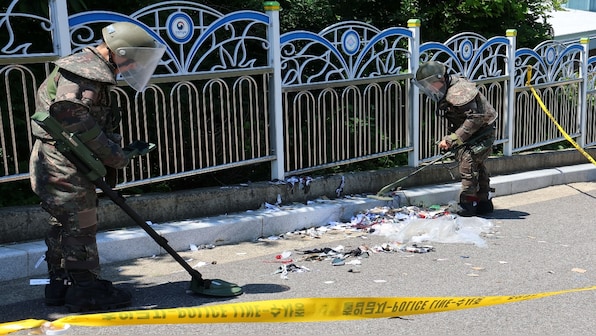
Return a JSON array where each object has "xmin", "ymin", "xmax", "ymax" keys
[
  {"xmin": 579, "ymin": 37, "xmax": 589, "ymax": 148},
  {"xmin": 49, "ymin": 0, "xmax": 72, "ymax": 57},
  {"xmin": 408, "ymin": 19, "xmax": 420, "ymax": 167},
  {"xmin": 504, "ymin": 29, "xmax": 517, "ymax": 156},
  {"xmin": 265, "ymin": 1, "xmax": 285, "ymax": 180}
]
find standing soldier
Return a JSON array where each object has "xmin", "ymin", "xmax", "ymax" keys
[
  {"xmin": 414, "ymin": 61, "xmax": 497, "ymax": 217},
  {"xmin": 29, "ymin": 22, "xmax": 165, "ymax": 312}
]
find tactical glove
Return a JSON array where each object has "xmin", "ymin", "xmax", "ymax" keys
[{"xmin": 123, "ymin": 140, "xmax": 156, "ymax": 159}]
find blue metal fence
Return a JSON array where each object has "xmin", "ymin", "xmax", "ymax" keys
[{"xmin": 1, "ymin": 0, "xmax": 594, "ymax": 189}]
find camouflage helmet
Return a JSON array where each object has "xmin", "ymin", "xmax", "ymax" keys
[
  {"xmin": 101, "ymin": 22, "xmax": 156, "ymax": 53},
  {"xmin": 414, "ymin": 61, "xmax": 448, "ymax": 102}
]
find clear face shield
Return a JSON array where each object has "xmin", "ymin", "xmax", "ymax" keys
[
  {"xmin": 114, "ymin": 44, "xmax": 166, "ymax": 92},
  {"xmin": 413, "ymin": 75, "xmax": 447, "ymax": 102}
]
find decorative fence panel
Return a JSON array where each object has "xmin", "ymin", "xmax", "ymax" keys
[
  {"xmin": 1, "ymin": 0, "xmax": 594, "ymax": 191},
  {"xmin": 279, "ymin": 22, "xmax": 414, "ymax": 174}
]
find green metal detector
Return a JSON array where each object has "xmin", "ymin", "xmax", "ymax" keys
[
  {"xmin": 32, "ymin": 111, "xmax": 243, "ymax": 297},
  {"xmin": 92, "ymin": 172, "xmax": 243, "ymax": 297}
]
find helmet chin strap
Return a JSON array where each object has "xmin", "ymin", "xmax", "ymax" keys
[
  {"xmin": 444, "ymin": 71, "xmax": 451, "ymax": 89},
  {"xmin": 107, "ymin": 49, "xmax": 118, "ymax": 70}
]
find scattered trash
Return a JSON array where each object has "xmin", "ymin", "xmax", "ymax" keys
[
  {"xmin": 273, "ymin": 263, "xmax": 311, "ymax": 279},
  {"xmin": 302, "ymin": 247, "xmax": 339, "ymax": 254},
  {"xmin": 193, "ymin": 261, "xmax": 207, "ymax": 268},
  {"xmin": 34, "ymin": 255, "xmax": 46, "ymax": 269},
  {"xmin": 372, "ymin": 214, "xmax": 494, "ymax": 247},
  {"xmin": 331, "ymin": 258, "xmax": 345, "ymax": 266},
  {"xmin": 286, "ymin": 176, "xmax": 300, "ymax": 194},
  {"xmin": 345, "ymin": 259, "xmax": 362, "ymax": 265},
  {"xmin": 29, "ymin": 279, "xmax": 50, "ymax": 286},
  {"xmin": 190, "ymin": 244, "xmax": 215, "ymax": 251},
  {"xmin": 301, "ymin": 176, "xmax": 313, "ymax": 193},
  {"xmin": 264, "ymin": 202, "xmax": 280, "ymax": 211},
  {"xmin": 37, "ymin": 321, "xmax": 70, "ymax": 335},
  {"xmin": 262, "ymin": 203, "xmax": 497, "ymax": 279},
  {"xmin": 404, "ymin": 244, "xmax": 435, "ymax": 253},
  {"xmin": 276, "ymin": 251, "xmax": 292, "ymax": 260},
  {"xmin": 335, "ymin": 176, "xmax": 345, "ymax": 197}
]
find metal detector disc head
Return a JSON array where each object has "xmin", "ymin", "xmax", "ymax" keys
[{"xmin": 190, "ymin": 278, "xmax": 243, "ymax": 297}]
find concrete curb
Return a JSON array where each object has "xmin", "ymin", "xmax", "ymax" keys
[{"xmin": 1, "ymin": 163, "xmax": 594, "ymax": 282}]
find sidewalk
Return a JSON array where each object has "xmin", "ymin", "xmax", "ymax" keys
[{"xmin": 1, "ymin": 163, "xmax": 594, "ymax": 282}]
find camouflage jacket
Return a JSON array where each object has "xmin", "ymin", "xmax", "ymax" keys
[
  {"xmin": 31, "ymin": 47, "xmax": 129, "ymax": 169},
  {"xmin": 441, "ymin": 76, "xmax": 498, "ymax": 146}
]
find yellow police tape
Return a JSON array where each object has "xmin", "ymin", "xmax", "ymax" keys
[
  {"xmin": 1, "ymin": 286, "xmax": 594, "ymax": 334},
  {"xmin": 526, "ymin": 65, "xmax": 596, "ymax": 166}
]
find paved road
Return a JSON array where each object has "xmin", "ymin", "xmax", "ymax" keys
[{"xmin": 1, "ymin": 182, "xmax": 595, "ymax": 335}]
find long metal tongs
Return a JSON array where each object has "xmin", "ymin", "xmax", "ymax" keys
[{"xmin": 367, "ymin": 150, "xmax": 455, "ymax": 201}]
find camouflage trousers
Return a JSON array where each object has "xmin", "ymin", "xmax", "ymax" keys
[
  {"xmin": 454, "ymin": 140, "xmax": 493, "ymax": 204},
  {"xmin": 30, "ymin": 140, "xmax": 101, "ymax": 276}
]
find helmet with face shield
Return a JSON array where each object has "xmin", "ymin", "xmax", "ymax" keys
[
  {"xmin": 102, "ymin": 22, "xmax": 166, "ymax": 92},
  {"xmin": 414, "ymin": 61, "xmax": 448, "ymax": 102}
]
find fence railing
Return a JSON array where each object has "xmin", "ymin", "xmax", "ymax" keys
[{"xmin": 1, "ymin": 0, "xmax": 595, "ymax": 191}]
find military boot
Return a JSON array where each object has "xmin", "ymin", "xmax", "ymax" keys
[
  {"xmin": 45, "ymin": 270, "xmax": 71, "ymax": 306},
  {"xmin": 457, "ymin": 202, "xmax": 477, "ymax": 217},
  {"xmin": 64, "ymin": 271, "xmax": 132, "ymax": 313},
  {"xmin": 476, "ymin": 199, "xmax": 494, "ymax": 215},
  {"xmin": 476, "ymin": 188, "xmax": 495, "ymax": 215},
  {"xmin": 457, "ymin": 195, "xmax": 478, "ymax": 217}
]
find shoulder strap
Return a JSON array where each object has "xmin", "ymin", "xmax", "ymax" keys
[{"xmin": 46, "ymin": 66, "xmax": 61, "ymax": 101}]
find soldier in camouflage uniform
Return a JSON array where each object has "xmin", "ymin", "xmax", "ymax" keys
[
  {"xmin": 29, "ymin": 22, "xmax": 165, "ymax": 312},
  {"xmin": 414, "ymin": 61, "xmax": 498, "ymax": 217}
]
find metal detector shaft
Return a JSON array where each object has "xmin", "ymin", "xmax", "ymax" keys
[{"xmin": 63, "ymin": 151, "xmax": 204, "ymax": 282}]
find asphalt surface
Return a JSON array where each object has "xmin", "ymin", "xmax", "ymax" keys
[{"xmin": 0, "ymin": 182, "xmax": 595, "ymax": 335}]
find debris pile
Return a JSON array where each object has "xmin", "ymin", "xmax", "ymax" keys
[
  {"xmin": 365, "ymin": 205, "xmax": 494, "ymax": 247},
  {"xmin": 265, "ymin": 203, "xmax": 495, "ymax": 278}
]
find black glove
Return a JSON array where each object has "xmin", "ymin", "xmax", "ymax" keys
[
  {"xmin": 123, "ymin": 140, "xmax": 155, "ymax": 159},
  {"xmin": 105, "ymin": 167, "xmax": 118, "ymax": 188}
]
